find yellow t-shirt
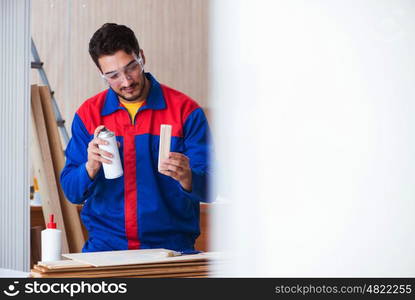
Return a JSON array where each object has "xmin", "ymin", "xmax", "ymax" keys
[{"xmin": 120, "ymin": 100, "xmax": 144, "ymax": 124}]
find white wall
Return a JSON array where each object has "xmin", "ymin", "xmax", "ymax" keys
[
  {"xmin": 0, "ymin": 0, "xmax": 31, "ymax": 272},
  {"xmin": 211, "ymin": 0, "xmax": 415, "ymax": 277},
  {"xmin": 31, "ymin": 0, "xmax": 208, "ymax": 132}
]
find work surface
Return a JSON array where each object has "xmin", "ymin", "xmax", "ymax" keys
[{"xmin": 31, "ymin": 249, "xmax": 219, "ymax": 278}]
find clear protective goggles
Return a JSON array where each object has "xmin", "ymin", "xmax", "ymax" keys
[{"xmin": 101, "ymin": 55, "xmax": 144, "ymax": 84}]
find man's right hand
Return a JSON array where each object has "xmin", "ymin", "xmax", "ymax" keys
[{"xmin": 85, "ymin": 125, "xmax": 114, "ymax": 179}]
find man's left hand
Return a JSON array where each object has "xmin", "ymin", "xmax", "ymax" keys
[{"xmin": 159, "ymin": 152, "xmax": 192, "ymax": 192}]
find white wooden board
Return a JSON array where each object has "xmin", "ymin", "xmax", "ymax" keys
[
  {"xmin": 158, "ymin": 124, "xmax": 172, "ymax": 171},
  {"xmin": 62, "ymin": 249, "xmax": 218, "ymax": 267}
]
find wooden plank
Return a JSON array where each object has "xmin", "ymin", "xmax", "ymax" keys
[
  {"xmin": 62, "ymin": 250, "xmax": 217, "ymax": 267},
  {"xmin": 158, "ymin": 124, "xmax": 172, "ymax": 171},
  {"xmin": 62, "ymin": 248, "xmax": 181, "ymax": 267},
  {"xmin": 31, "ymin": 265, "xmax": 209, "ymax": 278},
  {"xmin": 35, "ymin": 261, "xmax": 209, "ymax": 273},
  {"xmin": 31, "ymin": 84, "xmax": 69, "ymax": 254},
  {"xmin": 38, "ymin": 264, "xmax": 208, "ymax": 278},
  {"xmin": 31, "ymin": 269, "xmax": 209, "ymax": 278},
  {"xmin": 195, "ymin": 202, "xmax": 210, "ymax": 252},
  {"xmin": 30, "ymin": 251, "xmax": 217, "ymax": 278},
  {"xmin": 30, "ymin": 226, "xmax": 42, "ymax": 268},
  {"xmin": 38, "ymin": 85, "xmax": 85, "ymax": 253}
]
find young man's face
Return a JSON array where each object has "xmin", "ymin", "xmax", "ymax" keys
[{"xmin": 98, "ymin": 50, "xmax": 147, "ymax": 102}]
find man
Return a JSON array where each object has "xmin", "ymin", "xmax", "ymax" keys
[{"xmin": 60, "ymin": 23, "xmax": 211, "ymax": 254}]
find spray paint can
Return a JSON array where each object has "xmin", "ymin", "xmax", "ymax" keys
[{"xmin": 98, "ymin": 127, "xmax": 123, "ymax": 179}]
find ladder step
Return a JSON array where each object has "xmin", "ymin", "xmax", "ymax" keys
[
  {"xmin": 32, "ymin": 37, "xmax": 70, "ymax": 146},
  {"xmin": 31, "ymin": 61, "xmax": 44, "ymax": 69},
  {"xmin": 57, "ymin": 120, "xmax": 66, "ymax": 127}
]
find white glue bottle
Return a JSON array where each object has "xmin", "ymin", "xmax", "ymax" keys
[
  {"xmin": 98, "ymin": 127, "xmax": 123, "ymax": 179},
  {"xmin": 41, "ymin": 214, "xmax": 62, "ymax": 262}
]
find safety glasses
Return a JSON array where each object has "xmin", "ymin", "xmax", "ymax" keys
[{"xmin": 101, "ymin": 56, "xmax": 144, "ymax": 85}]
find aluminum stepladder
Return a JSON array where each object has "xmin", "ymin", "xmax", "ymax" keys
[{"xmin": 31, "ymin": 38, "xmax": 70, "ymax": 147}]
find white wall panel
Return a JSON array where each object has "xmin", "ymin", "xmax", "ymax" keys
[
  {"xmin": 0, "ymin": 0, "xmax": 31, "ymax": 272},
  {"xmin": 211, "ymin": 0, "xmax": 415, "ymax": 277},
  {"xmin": 31, "ymin": 0, "xmax": 208, "ymax": 133}
]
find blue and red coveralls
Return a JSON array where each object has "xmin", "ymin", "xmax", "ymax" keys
[{"xmin": 60, "ymin": 73, "xmax": 211, "ymax": 253}]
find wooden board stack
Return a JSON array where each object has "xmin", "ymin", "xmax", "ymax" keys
[{"xmin": 30, "ymin": 250, "xmax": 217, "ymax": 278}]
